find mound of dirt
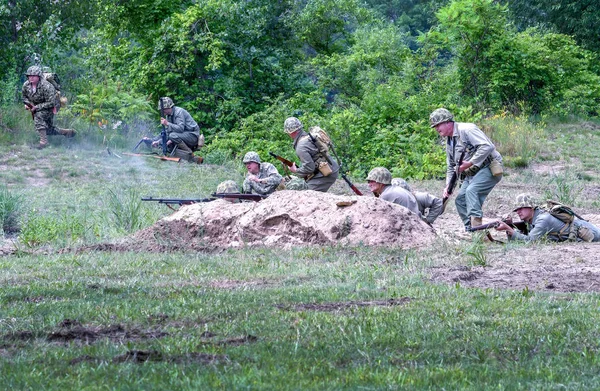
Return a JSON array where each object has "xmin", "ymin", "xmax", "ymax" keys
[{"xmin": 128, "ymin": 190, "xmax": 435, "ymax": 251}]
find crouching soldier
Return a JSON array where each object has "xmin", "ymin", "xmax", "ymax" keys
[
  {"xmin": 392, "ymin": 178, "xmax": 443, "ymax": 224},
  {"xmin": 153, "ymin": 97, "xmax": 203, "ymax": 164},
  {"xmin": 367, "ymin": 168, "xmax": 421, "ymax": 216},
  {"xmin": 22, "ymin": 66, "xmax": 75, "ymax": 149},
  {"xmin": 242, "ymin": 152, "xmax": 284, "ymax": 195},
  {"xmin": 495, "ymin": 194, "xmax": 600, "ymax": 242}
]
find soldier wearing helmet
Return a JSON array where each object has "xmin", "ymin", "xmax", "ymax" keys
[
  {"xmin": 215, "ymin": 180, "xmax": 241, "ymax": 203},
  {"xmin": 151, "ymin": 97, "xmax": 203, "ymax": 164},
  {"xmin": 367, "ymin": 168, "xmax": 421, "ymax": 216},
  {"xmin": 392, "ymin": 178, "xmax": 443, "ymax": 224},
  {"xmin": 241, "ymin": 151, "xmax": 283, "ymax": 195},
  {"xmin": 495, "ymin": 194, "xmax": 600, "ymax": 242},
  {"xmin": 22, "ymin": 65, "xmax": 75, "ymax": 149},
  {"xmin": 429, "ymin": 108, "xmax": 504, "ymax": 231},
  {"xmin": 283, "ymin": 117, "xmax": 339, "ymax": 192}
]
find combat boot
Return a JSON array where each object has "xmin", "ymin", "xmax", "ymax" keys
[
  {"xmin": 191, "ymin": 155, "xmax": 203, "ymax": 164},
  {"xmin": 172, "ymin": 142, "xmax": 194, "ymax": 162},
  {"xmin": 37, "ymin": 130, "xmax": 48, "ymax": 149}
]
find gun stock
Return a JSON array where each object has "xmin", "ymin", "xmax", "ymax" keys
[
  {"xmin": 269, "ymin": 152, "xmax": 295, "ymax": 167},
  {"xmin": 341, "ymin": 173, "xmax": 363, "ymax": 196},
  {"xmin": 212, "ymin": 193, "xmax": 267, "ymax": 202}
]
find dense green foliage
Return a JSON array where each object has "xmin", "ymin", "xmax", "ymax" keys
[{"xmin": 1, "ymin": 0, "xmax": 599, "ymax": 178}]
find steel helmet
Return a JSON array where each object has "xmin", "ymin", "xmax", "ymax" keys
[
  {"xmin": 429, "ymin": 108, "xmax": 454, "ymax": 128},
  {"xmin": 242, "ymin": 151, "xmax": 261, "ymax": 164},
  {"xmin": 366, "ymin": 167, "xmax": 392, "ymax": 185}
]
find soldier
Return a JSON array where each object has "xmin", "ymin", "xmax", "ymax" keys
[
  {"xmin": 242, "ymin": 152, "xmax": 283, "ymax": 195},
  {"xmin": 216, "ymin": 180, "xmax": 241, "ymax": 203},
  {"xmin": 367, "ymin": 168, "xmax": 421, "ymax": 216},
  {"xmin": 283, "ymin": 117, "xmax": 339, "ymax": 192},
  {"xmin": 392, "ymin": 178, "xmax": 443, "ymax": 224},
  {"xmin": 22, "ymin": 66, "xmax": 75, "ymax": 149},
  {"xmin": 495, "ymin": 194, "xmax": 600, "ymax": 242},
  {"xmin": 430, "ymin": 108, "xmax": 503, "ymax": 231},
  {"xmin": 152, "ymin": 97, "xmax": 203, "ymax": 164}
]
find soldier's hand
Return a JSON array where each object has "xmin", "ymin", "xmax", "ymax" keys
[
  {"xmin": 443, "ymin": 186, "xmax": 450, "ymax": 198},
  {"xmin": 495, "ymin": 222, "xmax": 513, "ymax": 235},
  {"xmin": 289, "ymin": 163, "xmax": 298, "ymax": 173},
  {"xmin": 151, "ymin": 141, "xmax": 160, "ymax": 148},
  {"xmin": 160, "ymin": 118, "xmax": 168, "ymax": 126},
  {"xmin": 458, "ymin": 161, "xmax": 473, "ymax": 173},
  {"xmin": 167, "ymin": 140, "xmax": 173, "ymax": 146}
]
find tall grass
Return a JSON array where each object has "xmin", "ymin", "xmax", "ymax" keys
[
  {"xmin": 0, "ymin": 185, "xmax": 21, "ymax": 234},
  {"xmin": 482, "ymin": 114, "xmax": 545, "ymax": 168}
]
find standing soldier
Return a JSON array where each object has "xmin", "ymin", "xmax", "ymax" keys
[
  {"xmin": 367, "ymin": 168, "xmax": 421, "ymax": 216},
  {"xmin": 22, "ymin": 66, "xmax": 75, "ymax": 149},
  {"xmin": 392, "ymin": 178, "xmax": 443, "ymax": 224},
  {"xmin": 242, "ymin": 152, "xmax": 283, "ymax": 195},
  {"xmin": 283, "ymin": 117, "xmax": 339, "ymax": 192},
  {"xmin": 152, "ymin": 97, "xmax": 203, "ymax": 164},
  {"xmin": 430, "ymin": 108, "xmax": 503, "ymax": 231}
]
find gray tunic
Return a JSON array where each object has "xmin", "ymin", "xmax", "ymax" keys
[
  {"xmin": 414, "ymin": 191, "xmax": 443, "ymax": 224},
  {"xmin": 510, "ymin": 208, "xmax": 600, "ymax": 242},
  {"xmin": 243, "ymin": 162, "xmax": 283, "ymax": 195},
  {"xmin": 293, "ymin": 130, "xmax": 339, "ymax": 192},
  {"xmin": 380, "ymin": 185, "xmax": 421, "ymax": 216},
  {"xmin": 446, "ymin": 122, "xmax": 502, "ymax": 184},
  {"xmin": 165, "ymin": 106, "xmax": 200, "ymax": 147}
]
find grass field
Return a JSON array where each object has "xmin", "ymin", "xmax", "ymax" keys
[{"xmin": 1, "ymin": 114, "xmax": 600, "ymax": 389}]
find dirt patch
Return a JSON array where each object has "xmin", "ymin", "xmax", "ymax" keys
[
  {"xmin": 70, "ymin": 351, "xmax": 228, "ymax": 365},
  {"xmin": 277, "ymin": 297, "xmax": 411, "ymax": 312},
  {"xmin": 430, "ymin": 241, "xmax": 600, "ymax": 293},
  {"xmin": 113, "ymin": 191, "xmax": 435, "ymax": 252}
]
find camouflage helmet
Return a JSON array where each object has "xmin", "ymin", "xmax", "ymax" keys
[
  {"xmin": 242, "ymin": 151, "xmax": 261, "ymax": 164},
  {"xmin": 366, "ymin": 167, "xmax": 392, "ymax": 185},
  {"xmin": 284, "ymin": 117, "xmax": 303, "ymax": 134},
  {"xmin": 512, "ymin": 193, "xmax": 536, "ymax": 212},
  {"xmin": 216, "ymin": 180, "xmax": 240, "ymax": 194},
  {"xmin": 285, "ymin": 176, "xmax": 308, "ymax": 191},
  {"xmin": 158, "ymin": 97, "xmax": 175, "ymax": 110},
  {"xmin": 429, "ymin": 108, "xmax": 454, "ymax": 128},
  {"xmin": 25, "ymin": 66, "xmax": 43, "ymax": 77},
  {"xmin": 391, "ymin": 177, "xmax": 411, "ymax": 192}
]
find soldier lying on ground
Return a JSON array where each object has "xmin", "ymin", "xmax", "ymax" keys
[
  {"xmin": 22, "ymin": 65, "xmax": 75, "ymax": 149},
  {"xmin": 367, "ymin": 168, "xmax": 421, "ymax": 216},
  {"xmin": 152, "ymin": 97, "xmax": 203, "ymax": 164},
  {"xmin": 391, "ymin": 178, "xmax": 443, "ymax": 224},
  {"xmin": 216, "ymin": 180, "xmax": 241, "ymax": 203},
  {"xmin": 242, "ymin": 152, "xmax": 284, "ymax": 195},
  {"xmin": 495, "ymin": 194, "xmax": 600, "ymax": 242},
  {"xmin": 282, "ymin": 117, "xmax": 339, "ymax": 192}
]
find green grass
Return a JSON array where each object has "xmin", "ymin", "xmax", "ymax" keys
[{"xmin": 2, "ymin": 110, "xmax": 600, "ymax": 389}]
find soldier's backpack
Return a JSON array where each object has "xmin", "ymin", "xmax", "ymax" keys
[
  {"xmin": 544, "ymin": 200, "xmax": 594, "ymax": 242},
  {"xmin": 42, "ymin": 70, "xmax": 63, "ymax": 113},
  {"xmin": 307, "ymin": 126, "xmax": 334, "ymax": 176}
]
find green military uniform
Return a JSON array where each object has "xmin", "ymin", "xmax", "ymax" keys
[
  {"xmin": 22, "ymin": 66, "xmax": 74, "ymax": 147},
  {"xmin": 242, "ymin": 152, "xmax": 283, "ymax": 195}
]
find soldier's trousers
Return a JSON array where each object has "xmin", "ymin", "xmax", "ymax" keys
[
  {"xmin": 34, "ymin": 110, "xmax": 57, "ymax": 145},
  {"xmin": 168, "ymin": 132, "xmax": 198, "ymax": 151},
  {"xmin": 455, "ymin": 166, "xmax": 502, "ymax": 228},
  {"xmin": 307, "ymin": 171, "xmax": 339, "ymax": 192}
]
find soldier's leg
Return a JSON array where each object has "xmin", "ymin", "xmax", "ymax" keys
[
  {"xmin": 464, "ymin": 167, "xmax": 502, "ymax": 219},
  {"xmin": 169, "ymin": 133, "xmax": 201, "ymax": 163},
  {"xmin": 455, "ymin": 178, "xmax": 471, "ymax": 228},
  {"xmin": 34, "ymin": 111, "xmax": 51, "ymax": 148},
  {"xmin": 306, "ymin": 172, "xmax": 338, "ymax": 192}
]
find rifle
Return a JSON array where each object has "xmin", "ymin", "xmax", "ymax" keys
[
  {"xmin": 159, "ymin": 98, "xmax": 168, "ymax": 156},
  {"xmin": 123, "ymin": 152, "xmax": 181, "ymax": 163},
  {"xmin": 442, "ymin": 148, "xmax": 466, "ymax": 211},
  {"xmin": 24, "ymin": 101, "xmax": 34, "ymax": 119},
  {"xmin": 268, "ymin": 152, "xmax": 295, "ymax": 167},
  {"xmin": 142, "ymin": 196, "xmax": 214, "ymax": 211},
  {"xmin": 328, "ymin": 142, "xmax": 363, "ymax": 196},
  {"xmin": 212, "ymin": 193, "xmax": 267, "ymax": 202},
  {"xmin": 469, "ymin": 219, "xmax": 529, "ymax": 234},
  {"xmin": 132, "ymin": 136, "xmax": 159, "ymax": 152}
]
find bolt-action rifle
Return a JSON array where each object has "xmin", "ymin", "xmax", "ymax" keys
[
  {"xmin": 142, "ymin": 196, "xmax": 214, "ymax": 205},
  {"xmin": 327, "ymin": 143, "xmax": 363, "ymax": 196},
  {"xmin": 442, "ymin": 148, "xmax": 466, "ymax": 212},
  {"xmin": 23, "ymin": 101, "xmax": 35, "ymax": 119},
  {"xmin": 212, "ymin": 193, "xmax": 267, "ymax": 202},
  {"xmin": 269, "ymin": 152, "xmax": 295, "ymax": 168},
  {"xmin": 469, "ymin": 218, "xmax": 529, "ymax": 234}
]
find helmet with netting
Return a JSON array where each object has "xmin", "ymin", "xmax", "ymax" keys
[
  {"xmin": 391, "ymin": 178, "xmax": 411, "ymax": 192},
  {"xmin": 216, "ymin": 180, "xmax": 240, "ymax": 194},
  {"xmin": 512, "ymin": 193, "xmax": 536, "ymax": 211},
  {"xmin": 429, "ymin": 108, "xmax": 454, "ymax": 128},
  {"xmin": 366, "ymin": 167, "xmax": 392, "ymax": 185},
  {"xmin": 242, "ymin": 151, "xmax": 261, "ymax": 164},
  {"xmin": 25, "ymin": 66, "xmax": 43, "ymax": 77},
  {"xmin": 284, "ymin": 117, "xmax": 303, "ymax": 134},
  {"xmin": 158, "ymin": 97, "xmax": 175, "ymax": 110}
]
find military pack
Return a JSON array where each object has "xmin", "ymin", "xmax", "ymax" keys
[
  {"xmin": 42, "ymin": 71, "xmax": 63, "ymax": 113},
  {"xmin": 307, "ymin": 126, "xmax": 333, "ymax": 176},
  {"xmin": 544, "ymin": 200, "xmax": 594, "ymax": 242}
]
